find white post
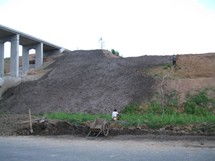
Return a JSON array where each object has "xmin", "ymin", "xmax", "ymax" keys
[
  {"xmin": 0, "ymin": 41, "xmax": 4, "ymax": 78},
  {"xmin": 22, "ymin": 46, "xmax": 29, "ymax": 74},
  {"xmin": 35, "ymin": 42, "xmax": 43, "ymax": 68},
  {"xmin": 10, "ymin": 34, "xmax": 20, "ymax": 77}
]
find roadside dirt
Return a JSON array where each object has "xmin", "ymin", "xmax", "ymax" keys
[
  {"xmin": 0, "ymin": 114, "xmax": 34, "ymax": 136},
  {"xmin": 14, "ymin": 119, "xmax": 215, "ymax": 137},
  {"xmin": 1, "ymin": 115, "xmax": 214, "ymax": 137}
]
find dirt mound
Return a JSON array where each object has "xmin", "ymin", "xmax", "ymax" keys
[{"xmin": 0, "ymin": 50, "xmax": 171, "ymax": 114}]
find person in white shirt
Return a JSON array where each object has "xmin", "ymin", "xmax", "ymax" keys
[{"xmin": 112, "ymin": 109, "xmax": 119, "ymax": 121}]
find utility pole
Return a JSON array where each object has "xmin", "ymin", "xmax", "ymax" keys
[{"xmin": 99, "ymin": 37, "xmax": 104, "ymax": 49}]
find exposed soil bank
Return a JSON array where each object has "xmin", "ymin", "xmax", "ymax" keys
[
  {"xmin": 16, "ymin": 119, "xmax": 215, "ymax": 137},
  {"xmin": 1, "ymin": 114, "xmax": 214, "ymax": 138}
]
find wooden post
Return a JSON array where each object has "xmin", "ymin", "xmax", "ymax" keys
[{"xmin": 29, "ymin": 108, "xmax": 33, "ymax": 134}]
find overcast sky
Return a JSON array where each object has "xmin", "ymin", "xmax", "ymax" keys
[{"xmin": 1, "ymin": 0, "xmax": 215, "ymax": 57}]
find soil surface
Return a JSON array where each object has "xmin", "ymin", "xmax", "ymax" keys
[
  {"xmin": 147, "ymin": 53, "xmax": 215, "ymax": 103},
  {"xmin": 0, "ymin": 114, "xmax": 32, "ymax": 136},
  {"xmin": 1, "ymin": 114, "xmax": 214, "ymax": 137},
  {"xmin": 0, "ymin": 50, "xmax": 171, "ymax": 114}
]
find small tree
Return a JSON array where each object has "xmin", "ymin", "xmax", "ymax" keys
[{"xmin": 111, "ymin": 49, "xmax": 119, "ymax": 56}]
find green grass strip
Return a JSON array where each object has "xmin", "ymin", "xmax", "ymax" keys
[{"xmin": 44, "ymin": 112, "xmax": 215, "ymax": 128}]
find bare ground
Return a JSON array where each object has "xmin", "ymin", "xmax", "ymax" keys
[
  {"xmin": 0, "ymin": 50, "xmax": 215, "ymax": 136},
  {"xmin": 147, "ymin": 53, "xmax": 215, "ymax": 103},
  {"xmin": 0, "ymin": 50, "xmax": 171, "ymax": 114},
  {"xmin": 1, "ymin": 114, "xmax": 214, "ymax": 137}
]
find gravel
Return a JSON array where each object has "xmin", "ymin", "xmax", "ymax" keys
[{"xmin": 0, "ymin": 50, "xmax": 171, "ymax": 114}]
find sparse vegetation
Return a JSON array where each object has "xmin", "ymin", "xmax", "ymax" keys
[
  {"xmin": 45, "ymin": 90, "xmax": 215, "ymax": 129},
  {"xmin": 45, "ymin": 112, "xmax": 215, "ymax": 129},
  {"xmin": 184, "ymin": 91, "xmax": 214, "ymax": 116},
  {"xmin": 119, "ymin": 113, "xmax": 215, "ymax": 128},
  {"xmin": 45, "ymin": 113, "xmax": 111, "ymax": 125},
  {"xmin": 121, "ymin": 103, "xmax": 141, "ymax": 114},
  {"xmin": 163, "ymin": 64, "xmax": 172, "ymax": 69},
  {"xmin": 148, "ymin": 54, "xmax": 215, "ymax": 79}
]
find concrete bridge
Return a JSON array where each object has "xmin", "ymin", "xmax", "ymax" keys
[{"xmin": 0, "ymin": 24, "xmax": 64, "ymax": 79}]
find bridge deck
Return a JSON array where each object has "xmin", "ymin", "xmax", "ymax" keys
[{"xmin": 0, "ymin": 24, "xmax": 62, "ymax": 51}]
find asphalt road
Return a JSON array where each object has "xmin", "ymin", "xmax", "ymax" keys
[{"xmin": 0, "ymin": 136, "xmax": 215, "ymax": 161}]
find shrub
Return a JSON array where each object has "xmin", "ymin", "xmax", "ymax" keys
[
  {"xmin": 191, "ymin": 91, "xmax": 209, "ymax": 106},
  {"xmin": 163, "ymin": 64, "xmax": 172, "ymax": 69},
  {"xmin": 163, "ymin": 107, "xmax": 176, "ymax": 115},
  {"xmin": 147, "ymin": 101, "xmax": 176, "ymax": 115},
  {"xmin": 121, "ymin": 103, "xmax": 140, "ymax": 114},
  {"xmin": 184, "ymin": 91, "xmax": 211, "ymax": 116},
  {"xmin": 111, "ymin": 49, "xmax": 119, "ymax": 56},
  {"xmin": 147, "ymin": 101, "xmax": 163, "ymax": 114},
  {"xmin": 184, "ymin": 101, "xmax": 196, "ymax": 114},
  {"xmin": 164, "ymin": 91, "xmax": 179, "ymax": 107}
]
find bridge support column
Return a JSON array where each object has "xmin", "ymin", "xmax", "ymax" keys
[
  {"xmin": 22, "ymin": 46, "xmax": 29, "ymax": 74},
  {"xmin": 35, "ymin": 42, "xmax": 43, "ymax": 68},
  {"xmin": 10, "ymin": 34, "xmax": 20, "ymax": 77},
  {"xmin": 0, "ymin": 41, "xmax": 4, "ymax": 78}
]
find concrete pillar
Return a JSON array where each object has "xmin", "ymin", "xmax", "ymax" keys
[
  {"xmin": 10, "ymin": 34, "xmax": 20, "ymax": 77},
  {"xmin": 22, "ymin": 46, "xmax": 29, "ymax": 74},
  {"xmin": 0, "ymin": 41, "xmax": 4, "ymax": 78},
  {"xmin": 35, "ymin": 42, "xmax": 43, "ymax": 68}
]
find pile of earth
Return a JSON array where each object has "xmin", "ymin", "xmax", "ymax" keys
[{"xmin": 0, "ymin": 50, "xmax": 171, "ymax": 114}]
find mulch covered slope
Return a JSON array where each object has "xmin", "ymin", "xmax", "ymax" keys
[{"xmin": 0, "ymin": 50, "xmax": 171, "ymax": 114}]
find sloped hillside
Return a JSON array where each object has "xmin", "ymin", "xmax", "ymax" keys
[
  {"xmin": 147, "ymin": 53, "xmax": 215, "ymax": 103},
  {"xmin": 0, "ymin": 50, "xmax": 171, "ymax": 114}
]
